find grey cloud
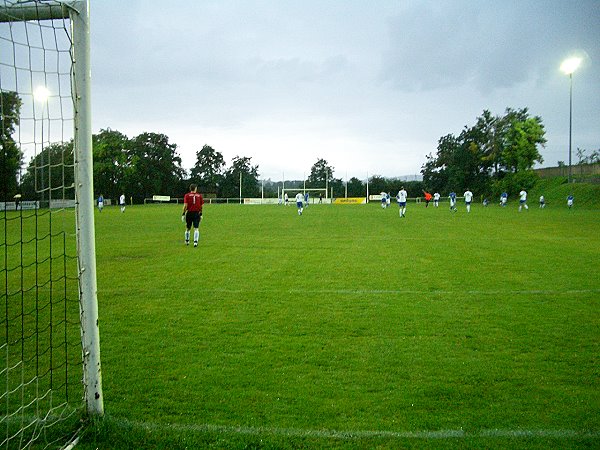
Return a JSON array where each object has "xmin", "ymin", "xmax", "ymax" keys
[{"xmin": 379, "ymin": 1, "xmax": 598, "ymax": 94}]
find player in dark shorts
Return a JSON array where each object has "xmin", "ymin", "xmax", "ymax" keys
[{"xmin": 182, "ymin": 184, "xmax": 204, "ymax": 247}]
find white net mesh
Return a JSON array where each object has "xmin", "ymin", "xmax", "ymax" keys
[{"xmin": 1, "ymin": 1, "xmax": 83, "ymax": 448}]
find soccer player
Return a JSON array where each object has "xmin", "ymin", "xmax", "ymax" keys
[
  {"xmin": 119, "ymin": 193, "xmax": 126, "ymax": 213},
  {"xmin": 567, "ymin": 194, "xmax": 574, "ymax": 209},
  {"xmin": 518, "ymin": 189, "xmax": 528, "ymax": 212},
  {"xmin": 433, "ymin": 192, "xmax": 440, "ymax": 207},
  {"xmin": 380, "ymin": 191, "xmax": 387, "ymax": 209},
  {"xmin": 396, "ymin": 187, "xmax": 407, "ymax": 217},
  {"xmin": 97, "ymin": 194, "xmax": 104, "ymax": 212},
  {"xmin": 449, "ymin": 191, "xmax": 457, "ymax": 212},
  {"xmin": 304, "ymin": 192, "xmax": 309, "ymax": 207},
  {"xmin": 500, "ymin": 192, "xmax": 508, "ymax": 207},
  {"xmin": 284, "ymin": 193, "xmax": 289, "ymax": 206},
  {"xmin": 295, "ymin": 192, "xmax": 304, "ymax": 215},
  {"xmin": 539, "ymin": 195, "xmax": 545, "ymax": 208},
  {"xmin": 464, "ymin": 188, "xmax": 473, "ymax": 213},
  {"xmin": 423, "ymin": 191, "xmax": 432, "ymax": 208},
  {"xmin": 182, "ymin": 183, "xmax": 204, "ymax": 247}
]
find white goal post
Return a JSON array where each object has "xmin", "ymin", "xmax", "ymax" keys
[
  {"xmin": 281, "ymin": 187, "xmax": 328, "ymax": 204},
  {"xmin": 0, "ymin": 3, "xmax": 103, "ymax": 448}
]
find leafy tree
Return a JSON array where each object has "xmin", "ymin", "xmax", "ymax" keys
[
  {"xmin": 307, "ymin": 158, "xmax": 334, "ymax": 188},
  {"xmin": 422, "ymin": 108, "xmax": 546, "ymax": 197},
  {"xmin": 1, "ymin": 91, "xmax": 23, "ymax": 200},
  {"xmin": 576, "ymin": 148, "xmax": 587, "ymax": 165},
  {"xmin": 189, "ymin": 145, "xmax": 225, "ymax": 194},
  {"xmin": 126, "ymin": 132, "xmax": 186, "ymax": 202},
  {"xmin": 93, "ymin": 128, "xmax": 129, "ymax": 201},
  {"xmin": 221, "ymin": 156, "xmax": 260, "ymax": 198},
  {"xmin": 329, "ymin": 177, "xmax": 344, "ymax": 198},
  {"xmin": 493, "ymin": 109, "xmax": 545, "ymax": 194},
  {"xmin": 368, "ymin": 175, "xmax": 387, "ymax": 195},
  {"xmin": 20, "ymin": 141, "xmax": 74, "ymax": 204},
  {"xmin": 347, "ymin": 177, "xmax": 365, "ymax": 197}
]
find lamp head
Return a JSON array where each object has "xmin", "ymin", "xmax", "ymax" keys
[{"xmin": 560, "ymin": 57, "xmax": 582, "ymax": 75}]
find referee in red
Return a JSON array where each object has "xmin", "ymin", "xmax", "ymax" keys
[{"xmin": 182, "ymin": 184, "xmax": 204, "ymax": 247}]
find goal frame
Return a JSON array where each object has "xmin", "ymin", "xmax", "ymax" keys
[
  {"xmin": 281, "ymin": 187, "xmax": 328, "ymax": 202},
  {"xmin": 0, "ymin": 0, "xmax": 103, "ymax": 416}
]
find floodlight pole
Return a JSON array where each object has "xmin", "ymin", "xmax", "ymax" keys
[
  {"xmin": 567, "ymin": 72, "xmax": 573, "ymax": 184},
  {"xmin": 561, "ymin": 56, "xmax": 581, "ymax": 184}
]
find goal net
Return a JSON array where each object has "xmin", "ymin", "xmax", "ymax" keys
[{"xmin": 1, "ymin": 1, "xmax": 102, "ymax": 449}]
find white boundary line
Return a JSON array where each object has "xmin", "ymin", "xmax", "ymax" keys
[
  {"xmin": 194, "ymin": 288, "xmax": 600, "ymax": 296},
  {"xmin": 110, "ymin": 419, "xmax": 600, "ymax": 440},
  {"xmin": 104, "ymin": 287, "xmax": 600, "ymax": 296}
]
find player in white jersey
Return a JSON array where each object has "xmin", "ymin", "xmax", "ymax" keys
[
  {"xmin": 119, "ymin": 193, "xmax": 126, "ymax": 213},
  {"xmin": 433, "ymin": 192, "xmax": 440, "ymax": 207},
  {"xmin": 396, "ymin": 187, "xmax": 407, "ymax": 217},
  {"xmin": 567, "ymin": 195, "xmax": 574, "ymax": 208},
  {"xmin": 380, "ymin": 192, "xmax": 387, "ymax": 209},
  {"xmin": 539, "ymin": 195, "xmax": 545, "ymax": 208},
  {"xmin": 295, "ymin": 192, "xmax": 304, "ymax": 215},
  {"xmin": 518, "ymin": 189, "xmax": 528, "ymax": 211},
  {"xmin": 463, "ymin": 189, "xmax": 473, "ymax": 213}
]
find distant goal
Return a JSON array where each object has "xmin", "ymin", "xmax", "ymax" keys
[{"xmin": 281, "ymin": 188, "xmax": 328, "ymax": 204}]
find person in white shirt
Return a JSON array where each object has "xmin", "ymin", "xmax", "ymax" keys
[
  {"xmin": 295, "ymin": 192, "xmax": 304, "ymax": 215},
  {"xmin": 518, "ymin": 189, "xmax": 528, "ymax": 212},
  {"xmin": 380, "ymin": 192, "xmax": 387, "ymax": 209},
  {"xmin": 396, "ymin": 187, "xmax": 407, "ymax": 218},
  {"xmin": 433, "ymin": 192, "xmax": 440, "ymax": 207},
  {"xmin": 539, "ymin": 195, "xmax": 545, "ymax": 208},
  {"xmin": 463, "ymin": 189, "xmax": 473, "ymax": 213},
  {"xmin": 119, "ymin": 193, "xmax": 126, "ymax": 213}
]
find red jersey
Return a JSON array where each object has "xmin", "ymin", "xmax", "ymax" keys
[
  {"xmin": 184, "ymin": 192, "xmax": 204, "ymax": 212},
  {"xmin": 424, "ymin": 192, "xmax": 432, "ymax": 201}
]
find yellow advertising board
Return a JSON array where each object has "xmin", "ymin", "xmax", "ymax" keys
[{"xmin": 333, "ymin": 197, "xmax": 366, "ymax": 205}]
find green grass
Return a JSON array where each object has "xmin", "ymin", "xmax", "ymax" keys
[
  {"xmin": 530, "ymin": 177, "xmax": 600, "ymax": 208},
  {"xmin": 67, "ymin": 200, "xmax": 600, "ymax": 449}
]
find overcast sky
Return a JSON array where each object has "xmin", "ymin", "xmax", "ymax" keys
[{"xmin": 91, "ymin": 0, "xmax": 599, "ymax": 181}]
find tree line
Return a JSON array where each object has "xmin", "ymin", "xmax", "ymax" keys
[
  {"xmin": 2, "ymin": 89, "xmax": 571, "ymax": 204},
  {"xmin": 421, "ymin": 108, "xmax": 547, "ymax": 197}
]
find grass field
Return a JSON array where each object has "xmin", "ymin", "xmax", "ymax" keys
[{"xmin": 73, "ymin": 200, "xmax": 599, "ymax": 449}]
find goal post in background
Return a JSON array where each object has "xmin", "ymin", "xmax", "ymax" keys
[
  {"xmin": 281, "ymin": 188, "xmax": 328, "ymax": 204},
  {"xmin": 1, "ymin": 0, "xmax": 102, "ymax": 448}
]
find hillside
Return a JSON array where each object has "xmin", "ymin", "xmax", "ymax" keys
[{"xmin": 530, "ymin": 177, "xmax": 600, "ymax": 209}]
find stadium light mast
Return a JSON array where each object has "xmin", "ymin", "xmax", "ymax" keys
[{"xmin": 560, "ymin": 56, "xmax": 582, "ymax": 184}]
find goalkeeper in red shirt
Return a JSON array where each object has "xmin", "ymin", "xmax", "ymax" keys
[{"xmin": 182, "ymin": 184, "xmax": 204, "ymax": 247}]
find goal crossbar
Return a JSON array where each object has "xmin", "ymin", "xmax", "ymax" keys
[{"xmin": 0, "ymin": 1, "xmax": 75, "ymax": 22}]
